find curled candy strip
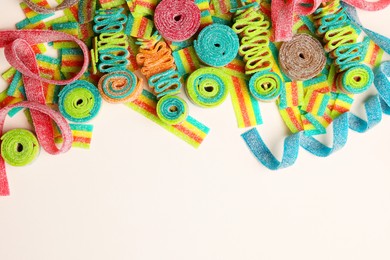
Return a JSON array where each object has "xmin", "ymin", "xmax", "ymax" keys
[
  {"xmin": 23, "ymin": 0, "xmax": 79, "ymax": 14},
  {"xmin": 136, "ymin": 41, "xmax": 176, "ymax": 79},
  {"xmin": 186, "ymin": 67, "xmax": 230, "ymax": 108},
  {"xmin": 249, "ymin": 71, "xmax": 282, "ymax": 101},
  {"xmin": 98, "ymin": 70, "xmax": 143, "ymax": 103},
  {"xmin": 232, "ymin": 7, "xmax": 272, "ymax": 75},
  {"xmin": 156, "ymin": 95, "xmax": 189, "ymax": 125},
  {"xmin": 58, "ymin": 80, "xmax": 102, "ymax": 123},
  {"xmin": 154, "ymin": 0, "xmax": 201, "ymax": 42},
  {"xmin": 336, "ymin": 64, "xmax": 374, "ymax": 94},
  {"xmin": 271, "ymin": 0, "xmax": 322, "ymax": 42},
  {"xmin": 0, "ymin": 102, "xmax": 73, "ymax": 196},
  {"xmin": 342, "ymin": 0, "xmax": 390, "ymax": 11},
  {"xmin": 93, "ymin": 8, "xmax": 128, "ymax": 34},
  {"xmin": 1, "ymin": 129, "xmax": 40, "ymax": 167},
  {"xmin": 148, "ymin": 69, "xmax": 182, "ymax": 99},
  {"xmin": 279, "ymin": 33, "xmax": 326, "ymax": 81},
  {"xmin": 194, "ymin": 24, "xmax": 239, "ymax": 67}
]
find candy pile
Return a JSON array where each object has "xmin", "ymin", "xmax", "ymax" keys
[{"xmin": 0, "ymin": 0, "xmax": 389, "ymax": 195}]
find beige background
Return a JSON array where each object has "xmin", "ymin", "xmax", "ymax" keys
[{"xmin": 0, "ymin": 1, "xmax": 390, "ymax": 259}]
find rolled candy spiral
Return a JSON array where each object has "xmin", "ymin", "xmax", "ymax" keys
[
  {"xmin": 249, "ymin": 71, "xmax": 283, "ymax": 101},
  {"xmin": 58, "ymin": 80, "xmax": 102, "ymax": 123},
  {"xmin": 23, "ymin": 0, "xmax": 79, "ymax": 14},
  {"xmin": 185, "ymin": 67, "xmax": 230, "ymax": 108},
  {"xmin": 194, "ymin": 24, "xmax": 240, "ymax": 67},
  {"xmin": 98, "ymin": 70, "xmax": 143, "ymax": 103},
  {"xmin": 156, "ymin": 95, "xmax": 189, "ymax": 125},
  {"xmin": 1, "ymin": 129, "xmax": 40, "ymax": 167},
  {"xmin": 154, "ymin": 0, "xmax": 201, "ymax": 42},
  {"xmin": 336, "ymin": 64, "xmax": 374, "ymax": 94},
  {"xmin": 279, "ymin": 34, "xmax": 326, "ymax": 81}
]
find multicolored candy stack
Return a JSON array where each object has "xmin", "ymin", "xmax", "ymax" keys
[{"xmin": 0, "ymin": 0, "xmax": 389, "ymax": 195}]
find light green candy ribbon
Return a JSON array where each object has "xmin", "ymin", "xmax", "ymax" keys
[
  {"xmin": 1, "ymin": 129, "xmax": 40, "ymax": 167},
  {"xmin": 186, "ymin": 67, "xmax": 230, "ymax": 108}
]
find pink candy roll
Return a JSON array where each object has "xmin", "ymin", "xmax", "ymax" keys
[{"xmin": 154, "ymin": 0, "xmax": 201, "ymax": 42}]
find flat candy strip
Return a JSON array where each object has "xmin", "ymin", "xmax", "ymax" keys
[
  {"xmin": 172, "ymin": 46, "xmax": 201, "ymax": 77},
  {"xmin": 126, "ymin": 89, "xmax": 210, "ymax": 148},
  {"xmin": 54, "ymin": 123, "xmax": 94, "ymax": 149},
  {"xmin": 78, "ymin": 0, "xmax": 97, "ymax": 24},
  {"xmin": 229, "ymin": 75, "xmax": 262, "ymax": 128},
  {"xmin": 23, "ymin": 0, "xmax": 79, "ymax": 14}
]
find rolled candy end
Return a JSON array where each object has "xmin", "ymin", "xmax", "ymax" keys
[
  {"xmin": 58, "ymin": 80, "xmax": 102, "ymax": 123},
  {"xmin": 279, "ymin": 33, "xmax": 326, "ymax": 81},
  {"xmin": 1, "ymin": 129, "xmax": 40, "ymax": 167},
  {"xmin": 98, "ymin": 70, "xmax": 143, "ymax": 103},
  {"xmin": 185, "ymin": 67, "xmax": 229, "ymax": 108},
  {"xmin": 249, "ymin": 71, "xmax": 283, "ymax": 102},
  {"xmin": 194, "ymin": 24, "xmax": 240, "ymax": 67},
  {"xmin": 337, "ymin": 64, "xmax": 374, "ymax": 94},
  {"xmin": 154, "ymin": 0, "xmax": 201, "ymax": 42},
  {"xmin": 156, "ymin": 95, "xmax": 189, "ymax": 125}
]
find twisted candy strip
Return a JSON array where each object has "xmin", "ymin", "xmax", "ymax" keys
[
  {"xmin": 313, "ymin": 0, "xmax": 374, "ymax": 94},
  {"xmin": 0, "ymin": 30, "xmax": 89, "ymax": 195},
  {"xmin": 148, "ymin": 69, "xmax": 182, "ymax": 99},
  {"xmin": 232, "ymin": 6, "xmax": 272, "ymax": 75},
  {"xmin": 93, "ymin": 8, "xmax": 128, "ymax": 34},
  {"xmin": 136, "ymin": 41, "xmax": 176, "ymax": 79}
]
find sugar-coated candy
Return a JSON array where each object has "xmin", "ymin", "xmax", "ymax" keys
[
  {"xmin": 249, "ymin": 70, "xmax": 283, "ymax": 102},
  {"xmin": 156, "ymin": 95, "xmax": 189, "ymax": 125},
  {"xmin": 154, "ymin": 0, "xmax": 201, "ymax": 42},
  {"xmin": 186, "ymin": 67, "xmax": 229, "ymax": 108},
  {"xmin": 0, "ymin": 129, "xmax": 40, "ymax": 167},
  {"xmin": 58, "ymin": 80, "xmax": 102, "ymax": 122},
  {"xmin": 194, "ymin": 24, "xmax": 239, "ymax": 67},
  {"xmin": 278, "ymin": 34, "xmax": 326, "ymax": 81},
  {"xmin": 98, "ymin": 70, "xmax": 143, "ymax": 103}
]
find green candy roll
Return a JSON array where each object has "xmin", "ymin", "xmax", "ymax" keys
[
  {"xmin": 336, "ymin": 64, "xmax": 374, "ymax": 94},
  {"xmin": 185, "ymin": 67, "xmax": 229, "ymax": 108},
  {"xmin": 58, "ymin": 80, "xmax": 102, "ymax": 123},
  {"xmin": 156, "ymin": 95, "xmax": 189, "ymax": 125},
  {"xmin": 249, "ymin": 70, "xmax": 283, "ymax": 101},
  {"xmin": 1, "ymin": 129, "xmax": 40, "ymax": 167}
]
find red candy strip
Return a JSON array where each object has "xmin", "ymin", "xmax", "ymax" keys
[
  {"xmin": 271, "ymin": 0, "xmax": 321, "ymax": 42},
  {"xmin": 154, "ymin": 0, "xmax": 200, "ymax": 42},
  {"xmin": 0, "ymin": 30, "xmax": 89, "ymax": 195},
  {"xmin": 0, "ymin": 30, "xmax": 89, "ymax": 85},
  {"xmin": 0, "ymin": 101, "xmax": 73, "ymax": 196},
  {"xmin": 342, "ymin": 0, "xmax": 390, "ymax": 11}
]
